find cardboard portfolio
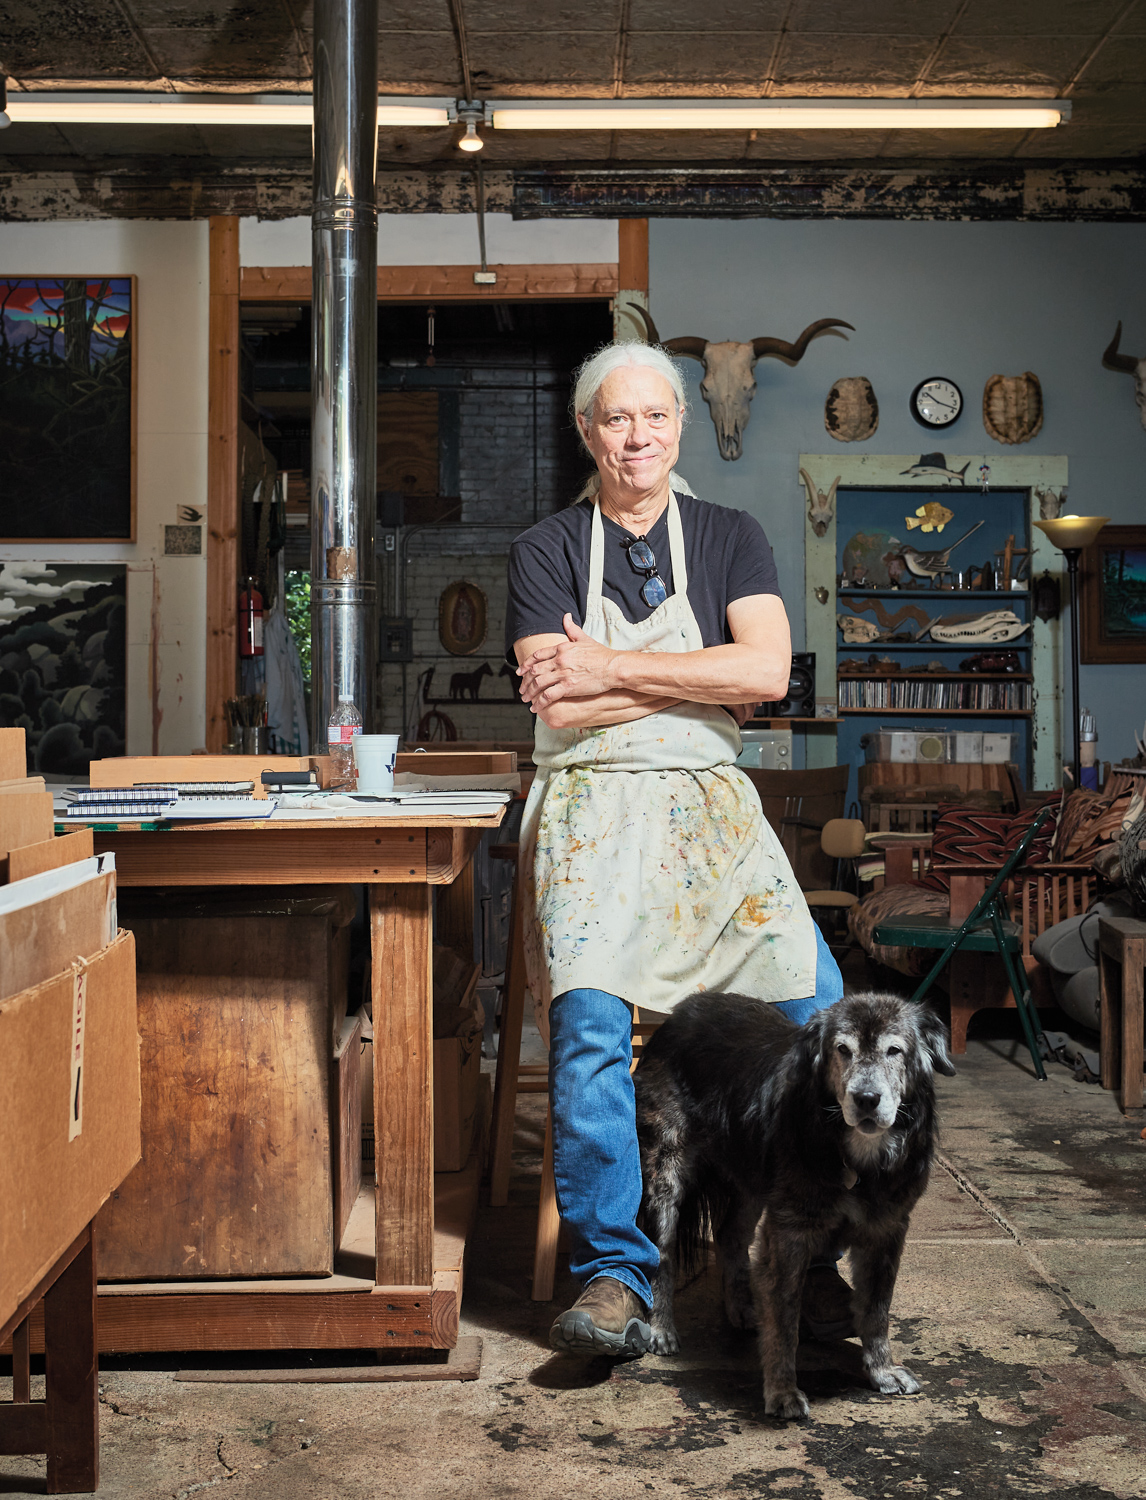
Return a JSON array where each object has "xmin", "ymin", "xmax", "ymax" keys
[
  {"xmin": 0, "ymin": 854, "xmax": 118, "ymax": 1002},
  {"xmin": 0, "ymin": 930, "xmax": 141, "ymax": 1325}
]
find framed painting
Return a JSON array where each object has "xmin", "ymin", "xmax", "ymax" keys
[
  {"xmin": 0, "ymin": 276, "xmax": 136, "ymax": 541},
  {"xmin": 0, "ymin": 562, "xmax": 127, "ymax": 774},
  {"xmin": 1080, "ymin": 525, "xmax": 1146, "ymax": 664}
]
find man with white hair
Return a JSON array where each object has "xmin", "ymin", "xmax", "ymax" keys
[{"xmin": 506, "ymin": 341, "xmax": 844, "ymax": 1358}]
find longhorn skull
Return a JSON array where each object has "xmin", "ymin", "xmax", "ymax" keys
[
  {"xmin": 625, "ymin": 304, "xmax": 853, "ymax": 461},
  {"xmin": 1103, "ymin": 322, "xmax": 1146, "ymax": 428}
]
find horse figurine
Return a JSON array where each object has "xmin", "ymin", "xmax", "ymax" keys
[{"xmin": 449, "ymin": 661, "xmax": 492, "ymax": 701}]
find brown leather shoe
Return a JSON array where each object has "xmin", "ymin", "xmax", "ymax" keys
[
  {"xmin": 799, "ymin": 1263, "xmax": 857, "ymax": 1342},
  {"xmin": 549, "ymin": 1276, "xmax": 652, "ymax": 1358}
]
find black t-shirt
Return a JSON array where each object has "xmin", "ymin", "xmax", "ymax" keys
[{"xmin": 505, "ymin": 492, "xmax": 781, "ymax": 662}]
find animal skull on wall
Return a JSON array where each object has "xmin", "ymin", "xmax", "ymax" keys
[
  {"xmin": 1103, "ymin": 322, "xmax": 1146, "ymax": 428},
  {"xmin": 625, "ymin": 304, "xmax": 853, "ymax": 461}
]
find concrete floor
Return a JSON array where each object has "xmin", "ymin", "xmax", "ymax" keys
[{"xmin": 3, "ymin": 1016, "xmax": 1145, "ymax": 1499}]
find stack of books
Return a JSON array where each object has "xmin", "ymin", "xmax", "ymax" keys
[{"xmin": 63, "ymin": 783, "xmax": 271, "ymax": 821}]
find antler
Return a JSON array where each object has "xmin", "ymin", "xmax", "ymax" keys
[
  {"xmin": 752, "ymin": 318, "xmax": 854, "ymax": 363},
  {"xmin": 622, "ymin": 303, "xmax": 707, "ymax": 362},
  {"xmin": 1103, "ymin": 320, "xmax": 1140, "ymax": 373}
]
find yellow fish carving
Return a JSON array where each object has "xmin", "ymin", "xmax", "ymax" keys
[{"xmin": 906, "ymin": 501, "xmax": 955, "ymax": 534}]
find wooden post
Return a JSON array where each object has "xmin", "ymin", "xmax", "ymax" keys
[
  {"xmin": 614, "ymin": 218, "xmax": 649, "ymax": 342},
  {"xmin": 370, "ymin": 883, "xmax": 435, "ymax": 1287},
  {"xmin": 436, "ymin": 860, "xmax": 475, "ymax": 964},
  {"xmin": 43, "ymin": 1225, "xmax": 98, "ymax": 1494},
  {"xmin": 206, "ymin": 216, "xmax": 241, "ymax": 753}
]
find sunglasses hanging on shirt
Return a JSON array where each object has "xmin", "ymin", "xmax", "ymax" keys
[{"xmin": 626, "ymin": 536, "xmax": 668, "ymax": 608}]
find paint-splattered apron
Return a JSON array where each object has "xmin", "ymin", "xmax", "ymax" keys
[{"xmin": 519, "ymin": 492, "xmax": 817, "ymax": 1032}]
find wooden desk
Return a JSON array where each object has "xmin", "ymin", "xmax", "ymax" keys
[{"xmin": 45, "ymin": 810, "xmax": 503, "ymax": 1355}]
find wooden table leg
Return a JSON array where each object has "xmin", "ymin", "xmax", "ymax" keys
[
  {"xmin": 11, "ymin": 1317, "xmax": 31, "ymax": 1405},
  {"xmin": 43, "ymin": 1224, "xmax": 98, "ymax": 1495},
  {"xmin": 1122, "ymin": 938, "xmax": 1144, "ymax": 1113},
  {"xmin": 370, "ymin": 884, "xmax": 435, "ymax": 1288}
]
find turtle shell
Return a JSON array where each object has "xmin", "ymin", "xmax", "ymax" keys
[
  {"xmin": 983, "ymin": 372, "xmax": 1043, "ymax": 445},
  {"xmin": 825, "ymin": 376, "xmax": 879, "ymax": 443}
]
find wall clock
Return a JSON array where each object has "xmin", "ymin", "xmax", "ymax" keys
[{"xmin": 910, "ymin": 377, "xmax": 963, "ymax": 429}]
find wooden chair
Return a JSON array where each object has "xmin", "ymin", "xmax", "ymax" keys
[
  {"xmin": 487, "ymin": 841, "xmax": 540, "ymax": 1208},
  {"xmin": 744, "ymin": 765, "xmax": 849, "ymax": 890}
]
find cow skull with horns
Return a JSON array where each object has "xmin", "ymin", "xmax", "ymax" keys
[
  {"xmin": 1103, "ymin": 322, "xmax": 1146, "ymax": 428},
  {"xmin": 625, "ymin": 304, "xmax": 854, "ymax": 461}
]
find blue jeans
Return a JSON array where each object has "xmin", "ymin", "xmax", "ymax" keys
[{"xmin": 548, "ymin": 923, "xmax": 843, "ymax": 1308}]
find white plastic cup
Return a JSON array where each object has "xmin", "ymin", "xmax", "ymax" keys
[{"xmin": 353, "ymin": 734, "xmax": 400, "ymax": 793}]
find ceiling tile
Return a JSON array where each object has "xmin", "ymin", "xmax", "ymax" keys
[
  {"xmin": 0, "ymin": 0, "xmax": 152, "ymax": 77},
  {"xmin": 1021, "ymin": 122, "xmax": 1146, "ymax": 156},
  {"xmin": 376, "ymin": 33, "xmax": 463, "ymax": 83},
  {"xmin": 467, "ymin": 0, "xmax": 618, "ymax": 28},
  {"xmin": 140, "ymin": 28, "xmax": 304, "ymax": 79},
  {"xmin": 378, "ymin": 1, "xmax": 455, "ymax": 28},
  {"xmin": 628, "ymin": 0, "xmax": 789, "ymax": 30},
  {"xmin": 610, "ymin": 128, "xmax": 750, "ymax": 160},
  {"xmin": 927, "ymin": 34, "xmax": 1092, "ymax": 87},
  {"xmin": 621, "ymin": 30, "xmax": 783, "ymax": 84},
  {"xmin": 789, "ymin": 0, "xmax": 943, "ymax": 35},
  {"xmin": 775, "ymin": 33, "xmax": 935, "ymax": 86},
  {"xmin": 467, "ymin": 32, "xmax": 618, "ymax": 85},
  {"xmin": 744, "ymin": 129, "xmax": 893, "ymax": 158},
  {"xmin": 1078, "ymin": 36, "xmax": 1146, "ymax": 85},
  {"xmin": 955, "ymin": 0, "xmax": 1127, "ymax": 36}
]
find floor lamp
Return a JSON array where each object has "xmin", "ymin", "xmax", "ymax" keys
[{"xmin": 1032, "ymin": 515, "xmax": 1109, "ymax": 787}]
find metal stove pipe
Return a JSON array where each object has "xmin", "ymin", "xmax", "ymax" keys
[{"xmin": 310, "ymin": 0, "xmax": 378, "ymax": 742}]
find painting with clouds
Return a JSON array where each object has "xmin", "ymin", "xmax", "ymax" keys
[
  {"xmin": 0, "ymin": 562, "xmax": 126, "ymax": 775},
  {"xmin": 0, "ymin": 277, "xmax": 135, "ymax": 540}
]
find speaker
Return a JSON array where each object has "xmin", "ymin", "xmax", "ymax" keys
[{"xmin": 758, "ymin": 652, "xmax": 816, "ymax": 719}]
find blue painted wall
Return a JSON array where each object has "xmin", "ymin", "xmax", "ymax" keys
[{"xmin": 650, "ymin": 218, "xmax": 1146, "ymax": 775}]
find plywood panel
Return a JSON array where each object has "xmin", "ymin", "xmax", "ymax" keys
[
  {"xmin": 96, "ymin": 908, "xmax": 340, "ymax": 1279},
  {"xmin": 378, "ymin": 391, "xmax": 438, "ymax": 496},
  {"xmin": 207, "ymin": 216, "xmax": 241, "ymax": 753},
  {"xmin": 0, "ymin": 791, "xmax": 55, "ymax": 865}
]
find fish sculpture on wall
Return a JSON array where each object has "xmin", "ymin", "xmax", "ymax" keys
[
  {"xmin": 905, "ymin": 502, "xmax": 955, "ymax": 534},
  {"xmin": 899, "ymin": 453, "xmax": 971, "ymax": 484}
]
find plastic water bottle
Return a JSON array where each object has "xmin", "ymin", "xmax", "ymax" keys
[{"xmin": 326, "ymin": 694, "xmax": 362, "ymax": 788}]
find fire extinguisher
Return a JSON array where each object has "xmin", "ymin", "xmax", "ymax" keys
[{"xmin": 239, "ymin": 576, "xmax": 264, "ymax": 657}]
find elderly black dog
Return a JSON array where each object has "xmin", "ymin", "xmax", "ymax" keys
[{"xmin": 634, "ymin": 990, "xmax": 955, "ymax": 1420}]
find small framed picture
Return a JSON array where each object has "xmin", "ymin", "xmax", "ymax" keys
[
  {"xmin": 815, "ymin": 696, "xmax": 838, "ymax": 719},
  {"xmin": 1080, "ymin": 525, "xmax": 1146, "ymax": 664}
]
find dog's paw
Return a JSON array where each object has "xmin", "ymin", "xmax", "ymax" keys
[
  {"xmin": 868, "ymin": 1364, "xmax": 921, "ymax": 1396},
  {"xmin": 724, "ymin": 1297, "xmax": 757, "ymax": 1332},
  {"xmin": 764, "ymin": 1386, "xmax": 811, "ymax": 1421},
  {"xmin": 648, "ymin": 1322, "xmax": 681, "ymax": 1356}
]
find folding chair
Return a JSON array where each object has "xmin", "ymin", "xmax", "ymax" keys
[{"xmin": 872, "ymin": 807, "xmax": 1052, "ymax": 1080}]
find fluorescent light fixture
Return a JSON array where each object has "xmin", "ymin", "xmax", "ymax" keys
[
  {"xmin": 3, "ymin": 92, "xmax": 452, "ymax": 127},
  {"xmin": 490, "ymin": 99, "xmax": 1071, "ymax": 131},
  {"xmin": 1, "ymin": 93, "xmax": 1069, "ymax": 133}
]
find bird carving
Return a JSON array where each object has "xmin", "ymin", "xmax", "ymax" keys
[{"xmin": 895, "ymin": 521, "xmax": 985, "ymax": 582}]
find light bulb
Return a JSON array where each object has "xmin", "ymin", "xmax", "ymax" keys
[{"xmin": 457, "ymin": 118, "xmax": 483, "ymax": 152}]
